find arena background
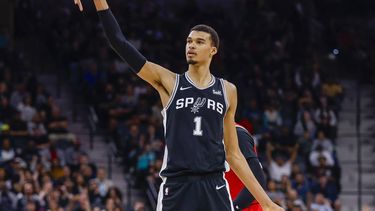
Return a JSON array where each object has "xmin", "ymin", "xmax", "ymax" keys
[{"xmin": 0, "ymin": 0, "xmax": 374, "ymax": 210}]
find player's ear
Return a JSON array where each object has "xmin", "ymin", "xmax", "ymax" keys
[{"xmin": 211, "ymin": 47, "xmax": 217, "ymax": 56}]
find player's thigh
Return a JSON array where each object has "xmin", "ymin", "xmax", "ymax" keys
[
  {"xmin": 157, "ymin": 180, "xmax": 197, "ymax": 211},
  {"xmin": 199, "ymin": 176, "xmax": 233, "ymax": 211}
]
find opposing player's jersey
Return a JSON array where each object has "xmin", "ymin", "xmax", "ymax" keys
[
  {"xmin": 160, "ymin": 72, "xmax": 228, "ymax": 178},
  {"xmin": 226, "ymin": 125, "xmax": 262, "ymax": 211},
  {"xmin": 235, "ymin": 124, "xmax": 257, "ymax": 159}
]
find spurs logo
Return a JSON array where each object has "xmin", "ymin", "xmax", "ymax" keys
[
  {"xmin": 191, "ymin": 97, "xmax": 206, "ymax": 114},
  {"xmin": 176, "ymin": 97, "xmax": 224, "ymax": 114}
]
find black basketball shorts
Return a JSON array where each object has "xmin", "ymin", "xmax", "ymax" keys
[{"xmin": 156, "ymin": 172, "xmax": 234, "ymax": 211}]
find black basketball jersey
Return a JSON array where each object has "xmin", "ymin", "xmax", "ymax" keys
[
  {"xmin": 160, "ymin": 72, "xmax": 229, "ymax": 178},
  {"xmin": 236, "ymin": 125, "xmax": 258, "ymax": 159}
]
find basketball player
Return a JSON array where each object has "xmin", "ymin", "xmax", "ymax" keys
[
  {"xmin": 74, "ymin": 1, "xmax": 283, "ymax": 210},
  {"xmin": 225, "ymin": 123, "xmax": 266, "ymax": 211}
]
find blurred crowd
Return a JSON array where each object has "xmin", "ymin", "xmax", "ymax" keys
[
  {"xmin": 0, "ymin": 44, "xmax": 138, "ymax": 210},
  {"xmin": 3, "ymin": 0, "xmax": 375, "ymax": 210}
]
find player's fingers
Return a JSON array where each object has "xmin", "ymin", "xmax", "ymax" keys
[
  {"xmin": 74, "ymin": 0, "xmax": 83, "ymax": 11},
  {"xmin": 76, "ymin": 0, "xmax": 82, "ymax": 11},
  {"xmin": 78, "ymin": 0, "xmax": 83, "ymax": 11}
]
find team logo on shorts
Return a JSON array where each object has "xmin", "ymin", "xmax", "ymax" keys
[
  {"xmin": 165, "ymin": 187, "xmax": 169, "ymax": 196},
  {"xmin": 191, "ymin": 97, "xmax": 206, "ymax": 114}
]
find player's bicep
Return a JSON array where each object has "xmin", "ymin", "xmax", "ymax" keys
[
  {"xmin": 137, "ymin": 61, "xmax": 175, "ymax": 92},
  {"xmin": 223, "ymin": 82, "xmax": 241, "ymax": 157}
]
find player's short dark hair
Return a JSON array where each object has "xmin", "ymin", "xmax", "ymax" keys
[{"xmin": 190, "ymin": 24, "xmax": 220, "ymax": 50}]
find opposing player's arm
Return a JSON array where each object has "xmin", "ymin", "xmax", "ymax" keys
[
  {"xmin": 233, "ymin": 130, "xmax": 267, "ymax": 209},
  {"xmin": 84, "ymin": 0, "xmax": 176, "ymax": 101},
  {"xmin": 223, "ymin": 81, "xmax": 284, "ymax": 211}
]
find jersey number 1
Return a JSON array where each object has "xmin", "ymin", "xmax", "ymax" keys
[{"xmin": 193, "ymin": 116, "xmax": 203, "ymax": 136}]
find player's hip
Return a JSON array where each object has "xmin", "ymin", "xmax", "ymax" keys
[{"xmin": 157, "ymin": 172, "xmax": 234, "ymax": 211}]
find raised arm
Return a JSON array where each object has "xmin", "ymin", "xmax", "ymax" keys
[
  {"xmin": 289, "ymin": 144, "xmax": 299, "ymax": 163},
  {"xmin": 76, "ymin": 0, "xmax": 176, "ymax": 106},
  {"xmin": 223, "ymin": 81, "xmax": 284, "ymax": 211},
  {"xmin": 266, "ymin": 142, "xmax": 275, "ymax": 163}
]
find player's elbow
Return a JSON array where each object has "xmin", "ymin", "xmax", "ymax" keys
[
  {"xmin": 226, "ymin": 150, "xmax": 242, "ymax": 165},
  {"xmin": 106, "ymin": 33, "xmax": 126, "ymax": 50}
]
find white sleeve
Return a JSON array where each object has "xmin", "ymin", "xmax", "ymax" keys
[{"xmin": 309, "ymin": 151, "xmax": 319, "ymax": 167}]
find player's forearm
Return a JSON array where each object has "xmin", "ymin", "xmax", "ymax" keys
[
  {"xmin": 227, "ymin": 152, "xmax": 273, "ymax": 208},
  {"xmin": 97, "ymin": 8, "xmax": 146, "ymax": 73},
  {"xmin": 93, "ymin": 0, "xmax": 109, "ymax": 11}
]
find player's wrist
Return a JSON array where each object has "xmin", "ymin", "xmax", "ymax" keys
[
  {"xmin": 93, "ymin": 0, "xmax": 109, "ymax": 11},
  {"xmin": 261, "ymin": 200, "xmax": 276, "ymax": 209}
]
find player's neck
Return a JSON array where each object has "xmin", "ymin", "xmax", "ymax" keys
[{"xmin": 187, "ymin": 64, "xmax": 212, "ymax": 87}]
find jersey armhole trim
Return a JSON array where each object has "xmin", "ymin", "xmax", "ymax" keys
[
  {"xmin": 220, "ymin": 79, "xmax": 229, "ymax": 114},
  {"xmin": 164, "ymin": 74, "xmax": 179, "ymax": 111}
]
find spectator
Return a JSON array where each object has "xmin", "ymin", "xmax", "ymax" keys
[
  {"xmin": 0, "ymin": 138, "xmax": 16, "ymax": 163},
  {"xmin": 17, "ymin": 95, "xmax": 36, "ymax": 123},
  {"xmin": 321, "ymin": 80, "xmax": 343, "ymax": 110},
  {"xmin": 297, "ymin": 131, "xmax": 313, "ymax": 156},
  {"xmin": 10, "ymin": 83, "xmax": 26, "ymax": 109},
  {"xmin": 33, "ymin": 84, "xmax": 49, "ymax": 109},
  {"xmin": 16, "ymin": 182, "xmax": 41, "ymax": 210},
  {"xmin": 314, "ymin": 98, "xmax": 337, "ymax": 128},
  {"xmin": 27, "ymin": 113, "xmax": 48, "ymax": 145},
  {"xmin": 0, "ymin": 82, "xmax": 10, "ymax": 99},
  {"xmin": 94, "ymin": 167, "xmax": 114, "ymax": 197},
  {"xmin": 274, "ymin": 126, "xmax": 298, "ymax": 158},
  {"xmin": 309, "ymin": 145, "xmax": 335, "ymax": 168},
  {"xmin": 0, "ymin": 96, "xmax": 17, "ymax": 123},
  {"xmin": 285, "ymin": 189, "xmax": 307, "ymax": 211},
  {"xmin": 9, "ymin": 111, "xmax": 29, "ymax": 147},
  {"xmin": 311, "ymin": 175, "xmax": 340, "ymax": 204},
  {"xmin": 105, "ymin": 186, "xmax": 123, "ymax": 209},
  {"xmin": 267, "ymin": 142, "xmax": 299, "ymax": 182},
  {"xmin": 263, "ymin": 104, "xmax": 283, "ymax": 131},
  {"xmin": 0, "ymin": 179, "xmax": 17, "ymax": 210},
  {"xmin": 294, "ymin": 111, "xmax": 316, "ymax": 139},
  {"xmin": 88, "ymin": 180, "xmax": 103, "ymax": 208},
  {"xmin": 310, "ymin": 193, "xmax": 333, "ymax": 211},
  {"xmin": 132, "ymin": 200, "xmax": 146, "ymax": 211},
  {"xmin": 266, "ymin": 180, "xmax": 286, "ymax": 206},
  {"xmin": 64, "ymin": 141, "xmax": 85, "ymax": 166},
  {"xmin": 311, "ymin": 131, "xmax": 334, "ymax": 153},
  {"xmin": 47, "ymin": 106, "xmax": 76, "ymax": 144},
  {"xmin": 291, "ymin": 173, "xmax": 313, "ymax": 204}
]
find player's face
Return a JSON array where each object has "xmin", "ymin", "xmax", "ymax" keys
[{"xmin": 186, "ymin": 31, "xmax": 217, "ymax": 65}]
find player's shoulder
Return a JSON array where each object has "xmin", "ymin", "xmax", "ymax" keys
[
  {"xmin": 221, "ymin": 79, "xmax": 237, "ymax": 95},
  {"xmin": 236, "ymin": 124, "xmax": 256, "ymax": 140},
  {"xmin": 235, "ymin": 125, "xmax": 251, "ymax": 137}
]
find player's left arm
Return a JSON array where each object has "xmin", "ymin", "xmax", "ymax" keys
[{"xmin": 223, "ymin": 81, "xmax": 283, "ymax": 211}]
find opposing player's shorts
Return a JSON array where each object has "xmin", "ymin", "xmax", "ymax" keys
[{"xmin": 156, "ymin": 172, "xmax": 234, "ymax": 211}]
